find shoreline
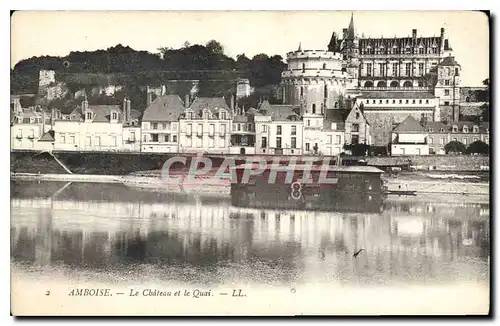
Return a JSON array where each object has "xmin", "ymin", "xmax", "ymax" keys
[{"xmin": 11, "ymin": 172, "xmax": 490, "ymax": 196}]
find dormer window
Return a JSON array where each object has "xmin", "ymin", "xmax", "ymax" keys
[
  {"xmin": 473, "ymin": 125, "xmax": 479, "ymax": 133},
  {"xmin": 186, "ymin": 111, "xmax": 193, "ymax": 120},
  {"xmin": 86, "ymin": 112, "xmax": 92, "ymax": 120},
  {"xmin": 203, "ymin": 110, "xmax": 210, "ymax": 120},
  {"xmin": 112, "ymin": 112, "xmax": 117, "ymax": 120},
  {"xmin": 219, "ymin": 111, "xmax": 226, "ymax": 120},
  {"xmin": 356, "ymin": 112, "xmax": 360, "ymax": 119},
  {"xmin": 463, "ymin": 126, "xmax": 469, "ymax": 133},
  {"xmin": 452, "ymin": 125, "xmax": 458, "ymax": 132},
  {"xmin": 440, "ymin": 128, "xmax": 444, "ymax": 133}
]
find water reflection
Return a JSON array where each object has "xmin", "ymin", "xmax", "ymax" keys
[{"xmin": 11, "ymin": 181, "xmax": 490, "ymax": 286}]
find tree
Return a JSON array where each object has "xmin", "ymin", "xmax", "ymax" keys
[
  {"xmin": 466, "ymin": 140, "xmax": 489, "ymax": 155},
  {"xmin": 444, "ymin": 141, "xmax": 466, "ymax": 154},
  {"xmin": 206, "ymin": 40, "xmax": 224, "ymax": 55}
]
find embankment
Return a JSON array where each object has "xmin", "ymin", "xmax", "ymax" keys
[{"xmin": 11, "ymin": 150, "xmax": 490, "ymax": 175}]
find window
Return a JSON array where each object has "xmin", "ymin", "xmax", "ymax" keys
[
  {"xmin": 412, "ymin": 100, "xmax": 415, "ymax": 104},
  {"xmin": 151, "ymin": 134, "xmax": 159, "ymax": 142},
  {"xmin": 444, "ymin": 89, "xmax": 450, "ymax": 96},
  {"xmin": 237, "ymin": 124, "xmax": 241, "ymax": 131},
  {"xmin": 209, "ymin": 124, "xmax": 215, "ymax": 136},
  {"xmin": 444, "ymin": 101, "xmax": 450, "ymax": 106},
  {"xmin": 277, "ymin": 125, "xmax": 282, "ymax": 135},
  {"xmin": 305, "ymin": 143, "xmax": 310, "ymax": 151},
  {"xmin": 172, "ymin": 123, "xmax": 177, "ymax": 131},
  {"xmin": 248, "ymin": 123, "xmax": 252, "ymax": 131},
  {"xmin": 291, "ymin": 125, "xmax": 296, "ymax": 135},
  {"xmin": 429, "ymin": 137, "xmax": 433, "ymax": 144},
  {"xmin": 426, "ymin": 100, "xmax": 429, "ymax": 104},
  {"xmin": 111, "ymin": 136, "xmax": 117, "ymax": 147},
  {"xmin": 172, "ymin": 135, "xmax": 177, "ymax": 142},
  {"xmin": 209, "ymin": 137, "xmax": 214, "ymax": 148},
  {"xmin": 300, "ymin": 87, "xmax": 304, "ymax": 98},
  {"xmin": 322, "ymin": 63, "xmax": 327, "ymax": 69},
  {"xmin": 419, "ymin": 48, "xmax": 425, "ymax": 54},
  {"xmin": 219, "ymin": 111, "xmax": 226, "ymax": 120},
  {"xmin": 418, "ymin": 63, "xmax": 424, "ymax": 75},
  {"xmin": 261, "ymin": 137, "xmax": 267, "ymax": 148},
  {"xmin": 352, "ymin": 123, "xmax": 360, "ymax": 132},
  {"xmin": 165, "ymin": 134, "xmax": 170, "ymax": 142},
  {"xmin": 379, "ymin": 100, "xmax": 383, "ymax": 104},
  {"xmin": 302, "ymin": 63, "xmax": 305, "ymax": 73},
  {"xmin": 445, "ymin": 80, "xmax": 450, "ymax": 86},
  {"xmin": 276, "ymin": 137, "xmax": 282, "ymax": 149},
  {"xmin": 392, "ymin": 63, "xmax": 398, "ymax": 76},
  {"xmin": 203, "ymin": 111, "xmax": 209, "ymax": 120},
  {"xmin": 112, "ymin": 112, "xmax": 117, "ymax": 120},
  {"xmin": 373, "ymin": 100, "xmax": 376, "ymax": 104},
  {"xmin": 60, "ymin": 134, "xmax": 66, "ymax": 144},
  {"xmin": 263, "ymin": 125, "xmax": 268, "ymax": 133},
  {"xmin": 463, "ymin": 126, "xmax": 469, "ymax": 133},
  {"xmin": 392, "ymin": 100, "xmax": 396, "ymax": 104},
  {"xmin": 187, "ymin": 123, "xmax": 192, "ymax": 135},
  {"xmin": 130, "ymin": 131, "xmax": 136, "ymax": 141},
  {"xmin": 197, "ymin": 124, "xmax": 203, "ymax": 136},
  {"xmin": 312, "ymin": 103, "xmax": 316, "ymax": 114},
  {"xmin": 335, "ymin": 135, "xmax": 341, "ymax": 144},
  {"xmin": 85, "ymin": 136, "xmax": 91, "ymax": 146},
  {"xmin": 291, "ymin": 137, "xmax": 297, "ymax": 148},
  {"xmin": 220, "ymin": 124, "xmax": 226, "ymax": 135},
  {"xmin": 386, "ymin": 100, "xmax": 389, "ymax": 104},
  {"xmin": 187, "ymin": 112, "xmax": 193, "ymax": 119},
  {"xmin": 463, "ymin": 138, "xmax": 467, "ymax": 145},
  {"xmin": 196, "ymin": 136, "xmax": 202, "ymax": 148},
  {"xmin": 366, "ymin": 63, "xmax": 372, "ymax": 77},
  {"xmin": 405, "ymin": 63, "xmax": 411, "ymax": 76},
  {"xmin": 419, "ymin": 100, "xmax": 422, "ymax": 104},
  {"xmin": 440, "ymin": 138, "xmax": 445, "ymax": 145},
  {"xmin": 473, "ymin": 126, "xmax": 479, "ymax": 133},
  {"xmin": 452, "ymin": 126, "xmax": 458, "ymax": 132},
  {"xmin": 405, "ymin": 100, "xmax": 409, "ymax": 104},
  {"xmin": 379, "ymin": 63, "xmax": 385, "ymax": 77},
  {"xmin": 152, "ymin": 123, "xmax": 158, "ymax": 130},
  {"xmin": 307, "ymin": 120, "xmax": 310, "ymax": 126},
  {"xmin": 352, "ymin": 135, "xmax": 359, "ymax": 145},
  {"xmin": 86, "ymin": 112, "xmax": 92, "ymax": 120},
  {"xmin": 455, "ymin": 68, "xmax": 459, "ymax": 75},
  {"xmin": 324, "ymin": 85, "xmax": 328, "ymax": 98},
  {"xmin": 356, "ymin": 112, "xmax": 360, "ymax": 119},
  {"xmin": 399, "ymin": 100, "xmax": 402, "ymax": 104}
]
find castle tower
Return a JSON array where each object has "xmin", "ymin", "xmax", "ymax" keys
[
  {"xmin": 435, "ymin": 55, "xmax": 461, "ymax": 122},
  {"xmin": 280, "ymin": 46, "xmax": 353, "ymax": 115}
]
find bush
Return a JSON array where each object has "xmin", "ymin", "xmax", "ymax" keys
[
  {"xmin": 444, "ymin": 141, "xmax": 466, "ymax": 154},
  {"xmin": 466, "ymin": 140, "xmax": 489, "ymax": 155}
]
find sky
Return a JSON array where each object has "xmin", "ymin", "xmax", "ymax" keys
[{"xmin": 11, "ymin": 10, "xmax": 490, "ymax": 86}]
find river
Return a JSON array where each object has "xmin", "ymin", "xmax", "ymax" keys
[{"xmin": 10, "ymin": 180, "xmax": 490, "ymax": 315}]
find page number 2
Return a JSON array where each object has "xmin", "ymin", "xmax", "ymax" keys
[{"xmin": 45, "ymin": 290, "xmax": 50, "ymax": 296}]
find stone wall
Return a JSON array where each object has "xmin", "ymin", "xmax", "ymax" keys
[{"xmin": 365, "ymin": 155, "xmax": 489, "ymax": 171}]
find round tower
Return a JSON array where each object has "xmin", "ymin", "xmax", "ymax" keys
[{"xmin": 280, "ymin": 47, "xmax": 354, "ymax": 115}]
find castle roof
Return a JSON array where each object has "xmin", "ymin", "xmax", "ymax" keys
[
  {"xmin": 438, "ymin": 56, "xmax": 461, "ymax": 67},
  {"xmin": 258, "ymin": 101, "xmax": 301, "ymax": 121}
]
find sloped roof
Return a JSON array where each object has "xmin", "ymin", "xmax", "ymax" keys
[
  {"xmin": 233, "ymin": 115, "xmax": 250, "ymax": 123},
  {"xmin": 258, "ymin": 102, "xmax": 301, "ymax": 121},
  {"xmin": 425, "ymin": 121, "xmax": 448, "ymax": 132},
  {"xmin": 88, "ymin": 105, "xmax": 122, "ymax": 122},
  {"xmin": 438, "ymin": 56, "xmax": 461, "ymax": 67},
  {"xmin": 393, "ymin": 115, "xmax": 427, "ymax": 133},
  {"xmin": 325, "ymin": 109, "xmax": 349, "ymax": 122},
  {"xmin": 130, "ymin": 109, "xmax": 142, "ymax": 120},
  {"xmin": 38, "ymin": 130, "xmax": 55, "ymax": 142},
  {"xmin": 142, "ymin": 95, "xmax": 185, "ymax": 122},
  {"xmin": 359, "ymin": 91, "xmax": 435, "ymax": 99},
  {"xmin": 323, "ymin": 120, "xmax": 345, "ymax": 131},
  {"xmin": 189, "ymin": 97, "xmax": 230, "ymax": 115}
]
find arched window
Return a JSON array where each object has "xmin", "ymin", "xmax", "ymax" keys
[
  {"xmin": 403, "ymin": 81, "xmax": 413, "ymax": 88},
  {"xmin": 312, "ymin": 103, "xmax": 316, "ymax": 114},
  {"xmin": 364, "ymin": 81, "xmax": 374, "ymax": 88},
  {"xmin": 377, "ymin": 81, "xmax": 387, "ymax": 88},
  {"xmin": 390, "ymin": 81, "xmax": 400, "ymax": 88}
]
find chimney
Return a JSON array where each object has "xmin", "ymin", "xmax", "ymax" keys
[
  {"xmin": 444, "ymin": 39, "xmax": 449, "ymax": 50},
  {"xmin": 147, "ymin": 91, "xmax": 152, "ymax": 106},
  {"xmin": 185, "ymin": 94, "xmax": 190, "ymax": 108},
  {"xmin": 126, "ymin": 99, "xmax": 131, "ymax": 122},
  {"xmin": 412, "ymin": 29, "xmax": 417, "ymax": 41},
  {"xmin": 82, "ymin": 98, "xmax": 88, "ymax": 115},
  {"xmin": 122, "ymin": 97, "xmax": 127, "ymax": 121}
]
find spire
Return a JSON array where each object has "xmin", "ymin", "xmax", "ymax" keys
[
  {"xmin": 327, "ymin": 32, "xmax": 338, "ymax": 52},
  {"xmin": 347, "ymin": 13, "xmax": 355, "ymax": 39},
  {"xmin": 298, "ymin": 42, "xmax": 302, "ymax": 51}
]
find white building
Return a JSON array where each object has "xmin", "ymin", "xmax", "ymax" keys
[
  {"xmin": 141, "ymin": 95, "xmax": 185, "ymax": 153},
  {"xmin": 230, "ymin": 108, "xmax": 256, "ymax": 155},
  {"xmin": 53, "ymin": 98, "xmax": 141, "ymax": 152},
  {"xmin": 254, "ymin": 101, "xmax": 303, "ymax": 155},
  {"xmin": 10, "ymin": 98, "xmax": 53, "ymax": 151},
  {"xmin": 391, "ymin": 115, "xmax": 429, "ymax": 156},
  {"xmin": 178, "ymin": 97, "xmax": 233, "ymax": 154}
]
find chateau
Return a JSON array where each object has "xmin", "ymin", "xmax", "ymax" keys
[{"xmin": 10, "ymin": 14, "xmax": 489, "ymax": 156}]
